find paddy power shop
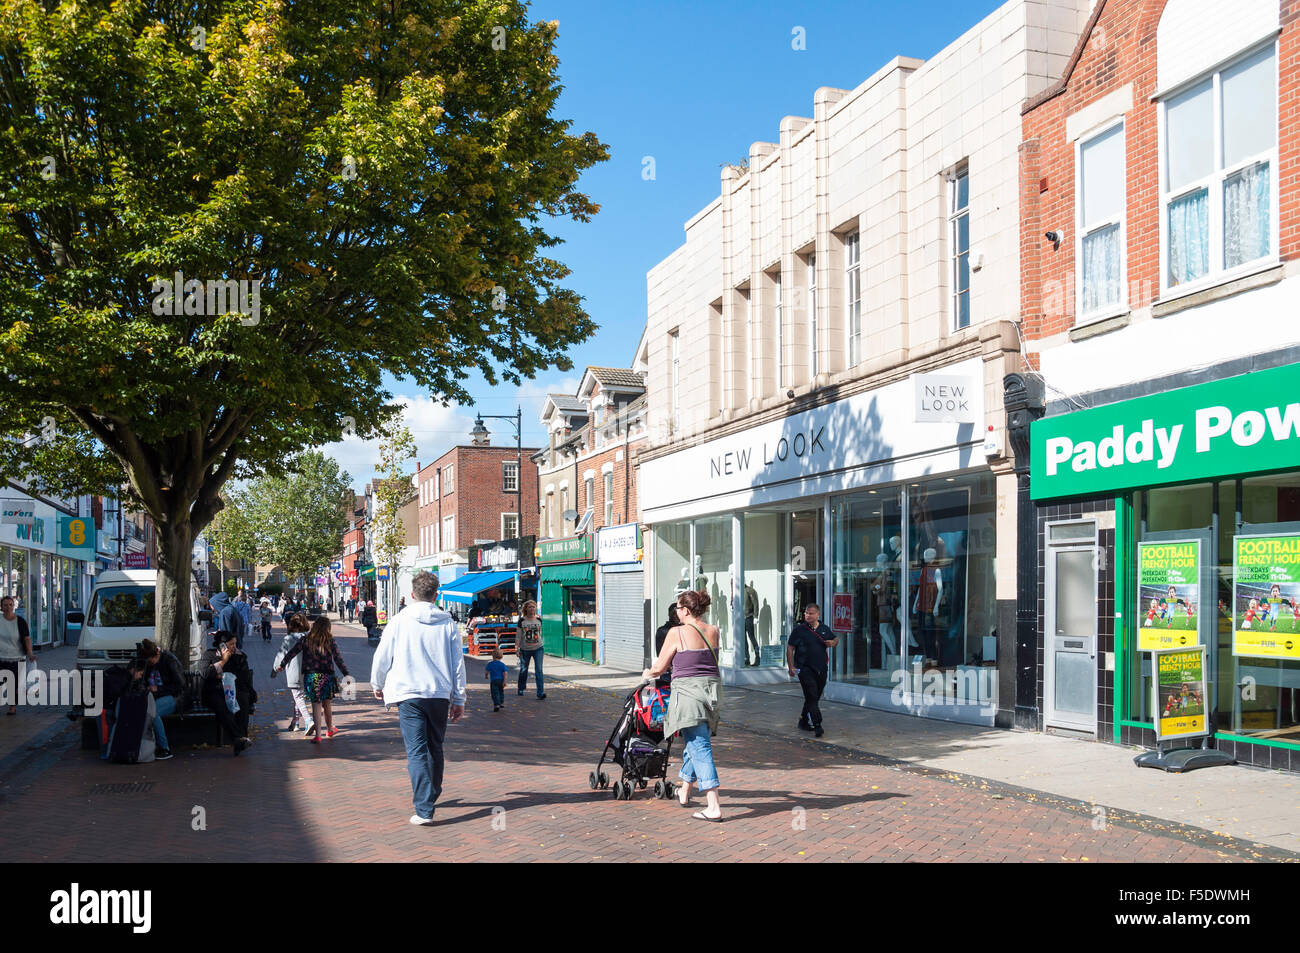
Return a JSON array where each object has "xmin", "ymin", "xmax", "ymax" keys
[
  {"xmin": 1030, "ymin": 360, "xmax": 1300, "ymax": 771},
  {"xmin": 537, "ymin": 536, "xmax": 597, "ymax": 661}
]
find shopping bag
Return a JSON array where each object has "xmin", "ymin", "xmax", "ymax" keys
[{"xmin": 221, "ymin": 671, "xmax": 240, "ymax": 714}]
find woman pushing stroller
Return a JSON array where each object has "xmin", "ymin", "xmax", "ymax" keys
[{"xmin": 643, "ymin": 589, "xmax": 723, "ymax": 821}]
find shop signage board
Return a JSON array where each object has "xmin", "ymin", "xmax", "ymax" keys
[
  {"xmin": 1, "ymin": 504, "xmax": 35, "ymax": 525},
  {"xmin": 377, "ymin": 566, "xmax": 390, "ymax": 581},
  {"xmin": 124, "ymin": 552, "xmax": 149, "ymax": 568},
  {"xmin": 536, "ymin": 535, "xmax": 594, "ymax": 565},
  {"xmin": 1232, "ymin": 534, "xmax": 1300, "ymax": 660},
  {"xmin": 1030, "ymin": 361, "xmax": 1300, "ymax": 500},
  {"xmin": 912, "ymin": 373, "xmax": 977, "ymax": 424},
  {"xmin": 1153, "ymin": 646, "xmax": 1209, "ymax": 741},
  {"xmin": 1137, "ymin": 540, "xmax": 1201, "ymax": 652},
  {"xmin": 831, "ymin": 593, "xmax": 854, "ymax": 633},
  {"xmin": 596, "ymin": 524, "xmax": 640, "ymax": 565},
  {"xmin": 57, "ymin": 516, "xmax": 95, "ymax": 560},
  {"xmin": 469, "ymin": 535, "xmax": 536, "ymax": 571}
]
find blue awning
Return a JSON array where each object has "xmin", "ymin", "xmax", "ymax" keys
[{"xmin": 439, "ymin": 569, "xmax": 521, "ymax": 605}]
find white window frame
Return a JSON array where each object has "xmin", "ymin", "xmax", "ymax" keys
[
  {"xmin": 502, "ymin": 460, "xmax": 519, "ymax": 493},
  {"xmin": 603, "ymin": 471, "xmax": 614, "ymax": 525},
  {"xmin": 1158, "ymin": 41, "xmax": 1279, "ymax": 301},
  {"xmin": 743, "ymin": 288, "xmax": 753, "ymax": 405},
  {"xmin": 443, "ymin": 464, "xmax": 455, "ymax": 494},
  {"xmin": 948, "ymin": 167, "xmax": 970, "ymax": 331},
  {"xmin": 844, "ymin": 232, "xmax": 862, "ymax": 365},
  {"xmin": 1075, "ymin": 119, "xmax": 1129, "ymax": 325},
  {"xmin": 501, "ymin": 512, "xmax": 519, "ymax": 540},
  {"xmin": 807, "ymin": 253, "xmax": 818, "ymax": 378},
  {"xmin": 772, "ymin": 271, "xmax": 783, "ymax": 390},
  {"xmin": 441, "ymin": 514, "xmax": 454, "ymax": 551}
]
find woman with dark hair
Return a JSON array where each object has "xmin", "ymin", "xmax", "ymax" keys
[
  {"xmin": 272, "ymin": 616, "xmax": 350, "ymax": 743},
  {"xmin": 643, "ymin": 589, "xmax": 723, "ymax": 821},
  {"xmin": 201, "ymin": 631, "xmax": 256, "ymax": 755},
  {"xmin": 137, "ymin": 638, "xmax": 186, "ymax": 760}
]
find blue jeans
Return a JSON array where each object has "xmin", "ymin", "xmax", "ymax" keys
[
  {"xmin": 152, "ymin": 694, "xmax": 177, "ymax": 752},
  {"xmin": 489, "ymin": 680, "xmax": 505, "ymax": 706},
  {"xmin": 397, "ymin": 698, "xmax": 450, "ymax": 819},
  {"xmin": 517, "ymin": 648, "xmax": 544, "ymax": 696},
  {"xmin": 677, "ymin": 721, "xmax": 719, "ymax": 792}
]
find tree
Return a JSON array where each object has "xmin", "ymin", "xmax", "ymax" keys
[
  {"xmin": 205, "ymin": 490, "xmax": 256, "ymax": 592},
  {"xmin": 371, "ymin": 418, "xmax": 417, "ymax": 617},
  {"xmin": 0, "ymin": 0, "xmax": 607, "ymax": 651},
  {"xmin": 244, "ymin": 452, "xmax": 351, "ymax": 598}
]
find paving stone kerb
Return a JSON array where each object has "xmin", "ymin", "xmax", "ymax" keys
[{"xmin": 0, "ymin": 621, "xmax": 1292, "ymax": 863}]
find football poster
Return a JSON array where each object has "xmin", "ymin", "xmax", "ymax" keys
[
  {"xmin": 1154, "ymin": 646, "xmax": 1208, "ymax": 741},
  {"xmin": 1233, "ymin": 534, "xmax": 1300, "ymax": 661},
  {"xmin": 1137, "ymin": 540, "xmax": 1200, "ymax": 652}
]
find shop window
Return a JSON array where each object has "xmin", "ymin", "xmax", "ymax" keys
[
  {"xmin": 743, "ymin": 512, "xmax": 788, "ymax": 668},
  {"xmin": 653, "ymin": 522, "xmax": 691, "ymax": 638},
  {"xmin": 830, "ymin": 489, "xmax": 904, "ymax": 688},
  {"xmin": 693, "ymin": 516, "xmax": 734, "ymax": 660}
]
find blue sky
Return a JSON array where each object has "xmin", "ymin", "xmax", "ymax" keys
[{"xmin": 328, "ymin": 0, "xmax": 1006, "ymax": 488}]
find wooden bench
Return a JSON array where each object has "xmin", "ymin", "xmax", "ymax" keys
[{"xmin": 79, "ymin": 671, "xmax": 247, "ymax": 750}]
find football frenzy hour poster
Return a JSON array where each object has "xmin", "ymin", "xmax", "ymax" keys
[
  {"xmin": 1155, "ymin": 647, "xmax": 1208, "ymax": 741},
  {"xmin": 1233, "ymin": 534, "xmax": 1300, "ymax": 661},
  {"xmin": 1137, "ymin": 540, "xmax": 1200, "ymax": 652}
]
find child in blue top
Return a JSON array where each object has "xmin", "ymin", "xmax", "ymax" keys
[{"xmin": 486, "ymin": 648, "xmax": 509, "ymax": 711}]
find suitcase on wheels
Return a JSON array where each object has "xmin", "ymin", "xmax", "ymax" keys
[{"xmin": 107, "ymin": 692, "xmax": 156, "ymax": 764}]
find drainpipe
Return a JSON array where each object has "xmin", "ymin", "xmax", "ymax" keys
[{"xmin": 1004, "ymin": 373, "xmax": 1045, "ymax": 731}]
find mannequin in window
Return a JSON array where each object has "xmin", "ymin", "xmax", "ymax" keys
[
  {"xmin": 912, "ymin": 546, "xmax": 944, "ymax": 663},
  {"xmin": 872, "ymin": 553, "xmax": 900, "ymax": 661},
  {"xmin": 743, "ymin": 581, "xmax": 760, "ymax": 666}
]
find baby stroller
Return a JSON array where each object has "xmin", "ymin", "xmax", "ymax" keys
[{"xmin": 589, "ymin": 679, "xmax": 675, "ymax": 801}]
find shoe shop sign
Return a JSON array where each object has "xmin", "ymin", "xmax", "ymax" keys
[{"xmin": 1031, "ymin": 361, "xmax": 1300, "ymax": 500}]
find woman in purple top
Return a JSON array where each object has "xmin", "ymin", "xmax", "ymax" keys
[{"xmin": 643, "ymin": 589, "xmax": 723, "ymax": 821}]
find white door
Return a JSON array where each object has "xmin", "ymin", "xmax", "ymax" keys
[{"xmin": 1045, "ymin": 534, "xmax": 1098, "ymax": 733}]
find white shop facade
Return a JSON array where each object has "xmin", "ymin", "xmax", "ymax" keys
[{"xmin": 640, "ymin": 356, "xmax": 1003, "ymax": 725}]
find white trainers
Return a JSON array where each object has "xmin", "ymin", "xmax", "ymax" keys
[{"xmin": 409, "ymin": 814, "xmax": 435, "ymax": 826}]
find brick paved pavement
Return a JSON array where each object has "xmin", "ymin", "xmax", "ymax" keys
[{"xmin": 0, "ymin": 621, "xmax": 1291, "ymax": 863}]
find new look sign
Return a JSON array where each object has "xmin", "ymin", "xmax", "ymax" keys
[{"xmin": 1031, "ymin": 362, "xmax": 1300, "ymax": 500}]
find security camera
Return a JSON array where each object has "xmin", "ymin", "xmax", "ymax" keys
[
  {"xmin": 786, "ymin": 389, "xmax": 796, "ymax": 399},
  {"xmin": 1045, "ymin": 229, "xmax": 1065, "ymax": 246}
]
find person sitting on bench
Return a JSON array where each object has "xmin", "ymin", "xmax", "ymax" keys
[
  {"xmin": 136, "ymin": 639, "xmax": 186, "ymax": 760},
  {"xmin": 200, "ymin": 631, "xmax": 256, "ymax": 756}
]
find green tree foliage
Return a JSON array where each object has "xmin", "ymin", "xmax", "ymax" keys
[
  {"xmin": 0, "ymin": 0, "xmax": 607, "ymax": 649},
  {"xmin": 371, "ymin": 416, "xmax": 416, "ymax": 614},
  {"xmin": 205, "ymin": 489, "xmax": 256, "ymax": 589},
  {"xmin": 244, "ymin": 451, "xmax": 351, "ymax": 590}
]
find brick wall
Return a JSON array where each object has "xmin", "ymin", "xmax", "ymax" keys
[
  {"xmin": 1020, "ymin": 0, "xmax": 1300, "ymax": 350},
  {"xmin": 415, "ymin": 446, "xmax": 540, "ymax": 551},
  {"xmin": 536, "ymin": 436, "xmax": 644, "ymax": 537}
]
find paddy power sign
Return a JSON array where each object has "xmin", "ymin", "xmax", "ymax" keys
[{"xmin": 1031, "ymin": 362, "xmax": 1300, "ymax": 499}]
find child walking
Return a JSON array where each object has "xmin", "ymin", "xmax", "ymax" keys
[
  {"xmin": 271, "ymin": 616, "xmax": 350, "ymax": 743},
  {"xmin": 486, "ymin": 648, "xmax": 508, "ymax": 712},
  {"xmin": 275, "ymin": 613, "xmax": 315, "ymax": 735}
]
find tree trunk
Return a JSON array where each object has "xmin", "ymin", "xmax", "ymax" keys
[{"xmin": 156, "ymin": 520, "xmax": 195, "ymax": 656}]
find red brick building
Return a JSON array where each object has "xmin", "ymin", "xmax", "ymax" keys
[
  {"xmin": 412, "ymin": 442, "xmax": 540, "ymax": 579},
  {"xmin": 1018, "ymin": 0, "xmax": 1300, "ymax": 770}
]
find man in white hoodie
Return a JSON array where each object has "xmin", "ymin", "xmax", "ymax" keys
[{"xmin": 371, "ymin": 570, "xmax": 466, "ymax": 826}]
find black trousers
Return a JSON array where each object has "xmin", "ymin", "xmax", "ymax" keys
[
  {"xmin": 798, "ymin": 668, "xmax": 827, "ymax": 727},
  {"xmin": 202, "ymin": 684, "xmax": 250, "ymax": 745},
  {"xmin": 744, "ymin": 617, "xmax": 759, "ymax": 665}
]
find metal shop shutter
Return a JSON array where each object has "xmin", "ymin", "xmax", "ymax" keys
[{"xmin": 601, "ymin": 571, "xmax": 644, "ymax": 672}]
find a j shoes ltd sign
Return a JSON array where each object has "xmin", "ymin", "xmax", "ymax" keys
[{"xmin": 1031, "ymin": 362, "xmax": 1300, "ymax": 500}]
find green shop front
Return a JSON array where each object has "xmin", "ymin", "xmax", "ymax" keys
[
  {"xmin": 537, "ymin": 536, "xmax": 597, "ymax": 662},
  {"xmin": 1030, "ymin": 360, "xmax": 1300, "ymax": 771}
]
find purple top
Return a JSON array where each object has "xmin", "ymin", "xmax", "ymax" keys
[{"xmin": 670, "ymin": 625, "xmax": 720, "ymax": 679}]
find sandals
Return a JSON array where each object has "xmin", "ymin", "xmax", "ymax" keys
[
  {"xmin": 691, "ymin": 811, "xmax": 722, "ymax": 823},
  {"xmin": 325, "ymin": 727, "xmax": 338, "ymax": 738}
]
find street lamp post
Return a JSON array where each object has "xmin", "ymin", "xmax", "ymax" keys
[{"xmin": 471, "ymin": 408, "xmax": 523, "ymax": 571}]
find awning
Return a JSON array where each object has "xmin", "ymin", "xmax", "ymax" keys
[
  {"xmin": 540, "ymin": 562, "xmax": 595, "ymax": 586},
  {"xmin": 439, "ymin": 569, "xmax": 521, "ymax": 605}
]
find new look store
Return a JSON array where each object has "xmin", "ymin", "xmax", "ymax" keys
[
  {"xmin": 1031, "ymin": 360, "xmax": 1300, "ymax": 771},
  {"xmin": 640, "ymin": 358, "xmax": 1002, "ymax": 724}
]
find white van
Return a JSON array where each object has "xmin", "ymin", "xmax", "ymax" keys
[{"xmin": 73, "ymin": 570, "xmax": 210, "ymax": 672}]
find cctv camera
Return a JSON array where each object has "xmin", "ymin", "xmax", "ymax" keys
[
  {"xmin": 1045, "ymin": 229, "xmax": 1065, "ymax": 245},
  {"xmin": 786, "ymin": 389, "xmax": 796, "ymax": 399}
]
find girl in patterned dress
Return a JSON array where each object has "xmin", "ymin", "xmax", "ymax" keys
[{"xmin": 272, "ymin": 616, "xmax": 350, "ymax": 744}]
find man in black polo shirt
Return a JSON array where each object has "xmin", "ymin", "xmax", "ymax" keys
[{"xmin": 786, "ymin": 603, "xmax": 838, "ymax": 738}]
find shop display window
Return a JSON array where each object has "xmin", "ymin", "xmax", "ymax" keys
[{"xmin": 831, "ymin": 489, "xmax": 903, "ymax": 688}]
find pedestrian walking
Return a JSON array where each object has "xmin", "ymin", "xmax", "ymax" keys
[
  {"xmin": 209, "ymin": 591, "xmax": 243, "ymax": 649},
  {"xmin": 275, "ymin": 613, "xmax": 315, "ymax": 735},
  {"xmin": 515, "ymin": 600, "xmax": 546, "ymax": 699},
  {"xmin": 271, "ymin": 616, "xmax": 350, "ymax": 744},
  {"xmin": 643, "ymin": 589, "xmax": 723, "ymax": 822},
  {"xmin": 235, "ymin": 592, "xmax": 253, "ymax": 647},
  {"xmin": 347, "ymin": 597, "xmax": 356, "ymax": 623},
  {"xmin": 360, "ymin": 601, "xmax": 378, "ymax": 639},
  {"xmin": 786, "ymin": 603, "xmax": 838, "ymax": 738},
  {"xmin": 370, "ymin": 571, "xmax": 466, "ymax": 826},
  {"xmin": 485, "ymin": 648, "xmax": 507, "ymax": 711},
  {"xmin": 259, "ymin": 598, "xmax": 274, "ymax": 642},
  {"xmin": 0, "ymin": 595, "xmax": 34, "ymax": 715}
]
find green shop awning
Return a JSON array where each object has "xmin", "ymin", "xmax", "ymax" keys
[
  {"xmin": 540, "ymin": 562, "xmax": 594, "ymax": 586},
  {"xmin": 360, "ymin": 565, "xmax": 376, "ymax": 579}
]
